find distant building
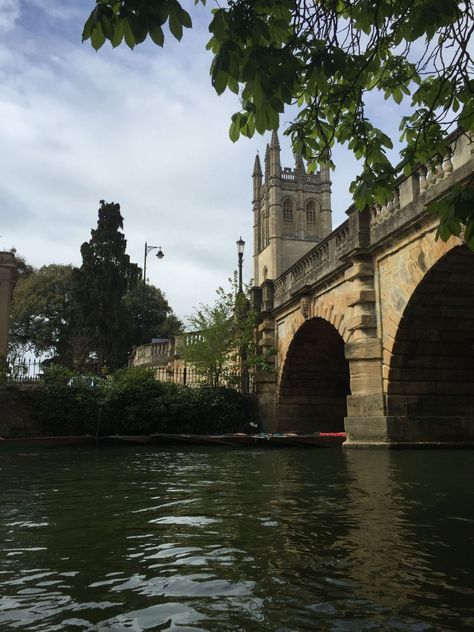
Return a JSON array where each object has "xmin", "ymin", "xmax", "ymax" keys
[{"xmin": 252, "ymin": 130, "xmax": 332, "ymax": 285}]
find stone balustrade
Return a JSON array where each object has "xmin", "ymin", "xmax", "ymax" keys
[
  {"xmin": 369, "ymin": 132, "xmax": 472, "ymax": 241},
  {"xmin": 130, "ymin": 340, "xmax": 172, "ymax": 367},
  {"xmin": 129, "ymin": 331, "xmax": 205, "ymax": 368},
  {"xmin": 271, "ymin": 130, "xmax": 473, "ymax": 310}
]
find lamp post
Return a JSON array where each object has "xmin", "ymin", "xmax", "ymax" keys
[
  {"xmin": 236, "ymin": 237, "xmax": 248, "ymax": 395},
  {"xmin": 236, "ymin": 237, "xmax": 245, "ymax": 294},
  {"xmin": 141, "ymin": 242, "xmax": 164, "ymax": 344}
]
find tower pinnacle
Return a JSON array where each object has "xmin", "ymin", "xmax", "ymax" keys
[
  {"xmin": 270, "ymin": 129, "xmax": 280, "ymax": 149},
  {"xmin": 252, "ymin": 153, "xmax": 262, "ymax": 177},
  {"xmin": 294, "ymin": 151, "xmax": 305, "ymax": 176}
]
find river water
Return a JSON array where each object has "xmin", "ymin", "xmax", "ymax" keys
[{"xmin": 0, "ymin": 447, "xmax": 473, "ymax": 631}]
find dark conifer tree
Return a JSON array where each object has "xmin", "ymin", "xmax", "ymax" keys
[{"xmin": 73, "ymin": 200, "xmax": 140, "ymax": 370}]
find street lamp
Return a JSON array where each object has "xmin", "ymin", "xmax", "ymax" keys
[
  {"xmin": 141, "ymin": 242, "xmax": 164, "ymax": 344},
  {"xmin": 235, "ymin": 237, "xmax": 248, "ymax": 395},
  {"xmin": 236, "ymin": 237, "xmax": 245, "ymax": 294}
]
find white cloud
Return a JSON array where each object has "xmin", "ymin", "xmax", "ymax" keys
[
  {"xmin": 0, "ymin": 0, "xmax": 20, "ymax": 33},
  {"xmin": 0, "ymin": 3, "xmax": 359, "ymax": 321}
]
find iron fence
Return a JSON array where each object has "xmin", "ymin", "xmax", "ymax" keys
[
  {"xmin": 0, "ymin": 357, "xmax": 45, "ymax": 386},
  {"xmin": 153, "ymin": 366, "xmax": 254, "ymax": 393},
  {"xmin": 1, "ymin": 358, "xmax": 254, "ymax": 393}
]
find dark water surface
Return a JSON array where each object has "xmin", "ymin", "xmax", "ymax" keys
[{"xmin": 0, "ymin": 447, "xmax": 473, "ymax": 631}]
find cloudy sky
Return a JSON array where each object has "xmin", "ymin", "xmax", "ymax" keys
[{"xmin": 0, "ymin": 0, "xmax": 402, "ymax": 320}]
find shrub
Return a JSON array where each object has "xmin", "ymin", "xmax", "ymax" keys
[
  {"xmin": 27, "ymin": 382, "xmax": 100, "ymax": 435},
  {"xmin": 102, "ymin": 367, "xmax": 181, "ymax": 434},
  {"xmin": 12, "ymin": 365, "xmax": 258, "ymax": 437},
  {"xmin": 42, "ymin": 364, "xmax": 75, "ymax": 385}
]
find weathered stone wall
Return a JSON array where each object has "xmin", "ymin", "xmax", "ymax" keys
[{"xmin": 254, "ymin": 131, "xmax": 474, "ymax": 445}]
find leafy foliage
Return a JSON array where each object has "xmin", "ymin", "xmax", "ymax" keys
[
  {"xmin": 83, "ymin": 0, "xmax": 474, "ymax": 239},
  {"xmin": 27, "ymin": 380, "xmax": 101, "ymax": 436},
  {"xmin": 9, "ymin": 264, "xmax": 86, "ymax": 366},
  {"xmin": 182, "ymin": 275, "xmax": 273, "ymax": 387},
  {"xmin": 16, "ymin": 366, "xmax": 256, "ymax": 436},
  {"xmin": 9, "ymin": 249, "xmax": 34, "ymax": 279},
  {"xmin": 9, "ymin": 202, "xmax": 180, "ymax": 370},
  {"xmin": 428, "ymin": 180, "xmax": 474, "ymax": 248},
  {"xmin": 124, "ymin": 282, "xmax": 182, "ymax": 347}
]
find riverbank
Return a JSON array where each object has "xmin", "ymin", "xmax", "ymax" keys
[
  {"xmin": 0, "ymin": 432, "xmax": 346, "ymax": 449},
  {"xmin": 0, "ymin": 371, "xmax": 258, "ymax": 439}
]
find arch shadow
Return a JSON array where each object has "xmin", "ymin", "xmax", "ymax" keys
[
  {"xmin": 277, "ymin": 317, "xmax": 350, "ymax": 433},
  {"xmin": 386, "ymin": 245, "xmax": 474, "ymax": 442}
]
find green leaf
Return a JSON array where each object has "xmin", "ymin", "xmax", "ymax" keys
[
  {"xmin": 169, "ymin": 11, "xmax": 183, "ymax": 40},
  {"xmin": 111, "ymin": 20, "xmax": 124, "ymax": 47},
  {"xmin": 82, "ymin": 13, "xmax": 94, "ymax": 42},
  {"xmin": 213, "ymin": 70, "xmax": 228, "ymax": 95},
  {"xmin": 180, "ymin": 8, "xmax": 192, "ymax": 29},
  {"xmin": 149, "ymin": 24, "xmax": 164, "ymax": 46},
  {"xmin": 229, "ymin": 115, "xmax": 241, "ymax": 142},
  {"xmin": 91, "ymin": 23, "xmax": 106, "ymax": 51},
  {"xmin": 122, "ymin": 18, "xmax": 136, "ymax": 49},
  {"xmin": 101, "ymin": 15, "xmax": 115, "ymax": 40}
]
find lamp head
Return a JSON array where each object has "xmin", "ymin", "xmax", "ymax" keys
[
  {"xmin": 236, "ymin": 237, "xmax": 245, "ymax": 255},
  {"xmin": 156, "ymin": 247, "xmax": 164, "ymax": 260}
]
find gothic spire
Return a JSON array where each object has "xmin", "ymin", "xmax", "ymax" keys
[
  {"xmin": 270, "ymin": 129, "xmax": 280, "ymax": 149},
  {"xmin": 269, "ymin": 130, "xmax": 281, "ymax": 178},
  {"xmin": 253, "ymin": 153, "xmax": 262, "ymax": 177},
  {"xmin": 264, "ymin": 143, "xmax": 270, "ymax": 181},
  {"xmin": 294, "ymin": 151, "xmax": 305, "ymax": 176}
]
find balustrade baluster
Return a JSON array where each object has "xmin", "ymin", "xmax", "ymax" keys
[
  {"xmin": 419, "ymin": 167, "xmax": 428, "ymax": 192},
  {"xmin": 442, "ymin": 152, "xmax": 453, "ymax": 175}
]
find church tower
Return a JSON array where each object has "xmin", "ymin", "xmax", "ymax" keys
[{"xmin": 252, "ymin": 132, "xmax": 332, "ymax": 285}]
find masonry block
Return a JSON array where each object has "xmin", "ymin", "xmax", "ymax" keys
[
  {"xmin": 346, "ymin": 394, "xmax": 385, "ymax": 417},
  {"xmin": 346, "ymin": 289, "xmax": 376, "ymax": 307},
  {"xmin": 345, "ymin": 415, "xmax": 474, "ymax": 446},
  {"xmin": 344, "ymin": 262, "xmax": 374, "ymax": 282},
  {"xmin": 345, "ymin": 338, "xmax": 382, "ymax": 360},
  {"xmin": 346, "ymin": 314, "xmax": 378, "ymax": 332}
]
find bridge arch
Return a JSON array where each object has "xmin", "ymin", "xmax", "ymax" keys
[
  {"xmin": 277, "ymin": 317, "xmax": 351, "ymax": 433},
  {"xmin": 386, "ymin": 244, "xmax": 474, "ymax": 430}
]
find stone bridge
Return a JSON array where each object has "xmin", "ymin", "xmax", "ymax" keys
[{"xmin": 252, "ymin": 132, "xmax": 474, "ymax": 446}]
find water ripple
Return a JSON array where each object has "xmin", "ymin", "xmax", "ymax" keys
[{"xmin": 0, "ymin": 447, "xmax": 473, "ymax": 631}]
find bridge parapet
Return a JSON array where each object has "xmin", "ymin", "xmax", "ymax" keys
[
  {"xmin": 271, "ymin": 131, "xmax": 473, "ymax": 311},
  {"xmin": 130, "ymin": 339, "xmax": 173, "ymax": 368},
  {"xmin": 273, "ymin": 205, "xmax": 372, "ymax": 309},
  {"xmin": 369, "ymin": 131, "xmax": 473, "ymax": 244}
]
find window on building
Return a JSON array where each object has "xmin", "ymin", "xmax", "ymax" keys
[
  {"xmin": 306, "ymin": 200, "xmax": 317, "ymax": 230},
  {"xmin": 283, "ymin": 198, "xmax": 294, "ymax": 224}
]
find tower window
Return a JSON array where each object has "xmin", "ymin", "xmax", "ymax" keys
[
  {"xmin": 283, "ymin": 198, "xmax": 294, "ymax": 224},
  {"xmin": 306, "ymin": 200, "xmax": 317, "ymax": 230}
]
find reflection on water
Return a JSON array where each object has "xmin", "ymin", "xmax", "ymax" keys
[{"xmin": 0, "ymin": 448, "xmax": 473, "ymax": 631}]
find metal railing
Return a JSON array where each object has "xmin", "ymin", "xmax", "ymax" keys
[
  {"xmin": 1, "ymin": 358, "xmax": 254, "ymax": 393},
  {"xmin": 0, "ymin": 357, "xmax": 45, "ymax": 386},
  {"xmin": 153, "ymin": 366, "xmax": 254, "ymax": 392}
]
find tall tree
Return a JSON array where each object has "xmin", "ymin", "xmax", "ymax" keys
[
  {"xmin": 73, "ymin": 200, "xmax": 141, "ymax": 370},
  {"xmin": 83, "ymin": 0, "xmax": 474, "ymax": 243},
  {"xmin": 124, "ymin": 282, "xmax": 182, "ymax": 347},
  {"xmin": 8, "ymin": 264, "xmax": 89, "ymax": 367}
]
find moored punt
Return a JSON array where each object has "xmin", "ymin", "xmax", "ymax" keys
[
  {"xmin": 0, "ymin": 435, "xmax": 94, "ymax": 448},
  {"xmin": 150, "ymin": 433, "xmax": 239, "ymax": 446},
  {"xmin": 100, "ymin": 435, "xmax": 155, "ymax": 445},
  {"xmin": 268, "ymin": 432, "xmax": 346, "ymax": 448},
  {"xmin": 0, "ymin": 432, "xmax": 346, "ymax": 449}
]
